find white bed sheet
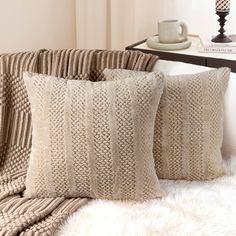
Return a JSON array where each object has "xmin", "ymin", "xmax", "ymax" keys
[{"xmin": 55, "ymin": 60, "xmax": 236, "ymax": 236}]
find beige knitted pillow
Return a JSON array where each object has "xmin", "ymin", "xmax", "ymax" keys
[
  {"xmin": 23, "ymin": 71, "xmax": 165, "ymax": 200},
  {"xmin": 104, "ymin": 68, "xmax": 230, "ymax": 180}
]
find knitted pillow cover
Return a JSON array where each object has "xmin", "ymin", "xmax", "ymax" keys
[
  {"xmin": 23, "ymin": 71, "xmax": 165, "ymax": 200},
  {"xmin": 104, "ymin": 67, "xmax": 230, "ymax": 180}
]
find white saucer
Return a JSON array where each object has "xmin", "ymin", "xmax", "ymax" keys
[{"xmin": 146, "ymin": 36, "xmax": 192, "ymax": 51}]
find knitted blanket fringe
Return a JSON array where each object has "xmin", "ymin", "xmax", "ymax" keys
[{"xmin": 0, "ymin": 49, "xmax": 158, "ymax": 235}]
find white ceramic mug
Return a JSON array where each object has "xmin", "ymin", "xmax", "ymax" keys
[{"xmin": 158, "ymin": 20, "xmax": 188, "ymax": 44}]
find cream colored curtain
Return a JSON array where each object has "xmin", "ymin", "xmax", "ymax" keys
[
  {"xmin": 75, "ymin": 0, "xmax": 174, "ymax": 50},
  {"xmin": 75, "ymin": 0, "xmax": 137, "ymax": 50},
  {"xmin": 75, "ymin": 0, "xmax": 236, "ymax": 50}
]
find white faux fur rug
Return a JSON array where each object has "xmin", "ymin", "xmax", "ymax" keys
[{"xmin": 55, "ymin": 158, "xmax": 236, "ymax": 236}]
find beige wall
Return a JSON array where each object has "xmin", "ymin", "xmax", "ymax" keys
[
  {"xmin": 0, "ymin": 0, "xmax": 76, "ymax": 53},
  {"xmin": 1, "ymin": 1, "xmax": 235, "ymax": 52}
]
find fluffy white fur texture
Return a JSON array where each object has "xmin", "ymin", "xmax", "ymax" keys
[{"xmin": 55, "ymin": 157, "xmax": 236, "ymax": 236}]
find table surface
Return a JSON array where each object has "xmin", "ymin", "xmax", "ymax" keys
[{"xmin": 132, "ymin": 35, "xmax": 236, "ymax": 61}]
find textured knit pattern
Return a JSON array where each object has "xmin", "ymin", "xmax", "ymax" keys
[
  {"xmin": 216, "ymin": 0, "xmax": 230, "ymax": 11},
  {"xmin": 104, "ymin": 68, "xmax": 230, "ymax": 181},
  {"xmin": 24, "ymin": 71, "xmax": 165, "ymax": 200},
  {"xmin": 0, "ymin": 50, "xmax": 158, "ymax": 235}
]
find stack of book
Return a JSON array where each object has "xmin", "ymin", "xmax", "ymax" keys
[{"xmin": 200, "ymin": 34, "xmax": 236, "ymax": 54}]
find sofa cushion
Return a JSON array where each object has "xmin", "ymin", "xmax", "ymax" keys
[
  {"xmin": 104, "ymin": 68, "xmax": 230, "ymax": 180},
  {"xmin": 23, "ymin": 71, "xmax": 165, "ymax": 200},
  {"xmin": 152, "ymin": 59, "xmax": 236, "ymax": 160}
]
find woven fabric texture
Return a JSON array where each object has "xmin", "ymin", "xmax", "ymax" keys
[
  {"xmin": 0, "ymin": 49, "xmax": 158, "ymax": 235},
  {"xmin": 104, "ymin": 68, "xmax": 230, "ymax": 181},
  {"xmin": 24, "ymin": 71, "xmax": 164, "ymax": 200}
]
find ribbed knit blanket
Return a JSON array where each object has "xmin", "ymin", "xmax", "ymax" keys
[{"xmin": 0, "ymin": 49, "xmax": 158, "ymax": 235}]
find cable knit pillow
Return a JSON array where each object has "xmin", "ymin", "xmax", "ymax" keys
[
  {"xmin": 23, "ymin": 71, "xmax": 165, "ymax": 200},
  {"xmin": 104, "ymin": 68, "xmax": 230, "ymax": 180}
]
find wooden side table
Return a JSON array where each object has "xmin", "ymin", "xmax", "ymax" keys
[{"xmin": 126, "ymin": 35, "xmax": 236, "ymax": 73}]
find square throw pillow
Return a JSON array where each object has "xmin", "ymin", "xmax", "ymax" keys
[
  {"xmin": 23, "ymin": 71, "xmax": 165, "ymax": 200},
  {"xmin": 104, "ymin": 67, "xmax": 230, "ymax": 180}
]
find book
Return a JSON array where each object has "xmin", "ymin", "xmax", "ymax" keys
[{"xmin": 199, "ymin": 34, "xmax": 236, "ymax": 54}]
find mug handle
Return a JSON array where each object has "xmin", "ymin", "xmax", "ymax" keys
[{"xmin": 179, "ymin": 22, "xmax": 188, "ymax": 42}]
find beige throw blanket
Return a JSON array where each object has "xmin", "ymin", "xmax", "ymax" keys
[{"xmin": 0, "ymin": 49, "xmax": 158, "ymax": 235}]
